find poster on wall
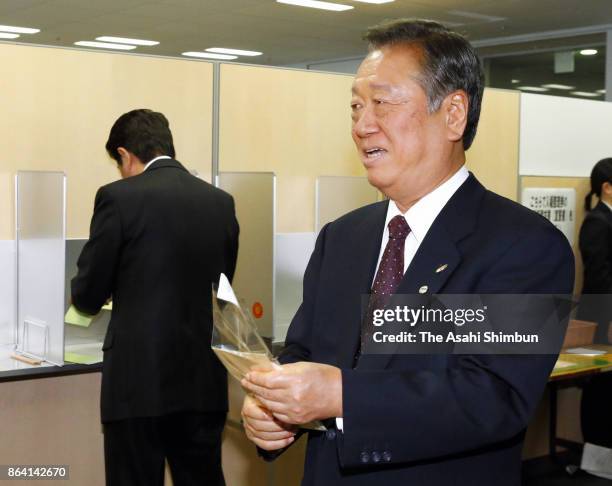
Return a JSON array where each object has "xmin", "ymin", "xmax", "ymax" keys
[{"xmin": 521, "ymin": 188, "xmax": 576, "ymax": 246}]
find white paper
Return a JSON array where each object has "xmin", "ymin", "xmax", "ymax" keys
[
  {"xmin": 521, "ymin": 187, "xmax": 576, "ymax": 245},
  {"xmin": 582, "ymin": 442, "xmax": 612, "ymax": 480},
  {"xmin": 565, "ymin": 347, "xmax": 606, "ymax": 356},
  {"xmin": 217, "ymin": 273, "xmax": 239, "ymax": 307},
  {"xmin": 554, "ymin": 359, "xmax": 576, "ymax": 370}
]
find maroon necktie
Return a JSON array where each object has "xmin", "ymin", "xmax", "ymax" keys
[{"xmin": 361, "ymin": 215, "xmax": 411, "ymax": 350}]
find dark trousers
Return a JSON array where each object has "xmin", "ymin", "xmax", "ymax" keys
[{"xmin": 104, "ymin": 411, "xmax": 226, "ymax": 486}]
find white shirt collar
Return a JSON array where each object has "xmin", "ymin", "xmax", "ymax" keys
[
  {"xmin": 143, "ymin": 155, "xmax": 171, "ymax": 172},
  {"xmin": 603, "ymin": 200, "xmax": 612, "ymax": 212},
  {"xmin": 385, "ymin": 166, "xmax": 470, "ymax": 243}
]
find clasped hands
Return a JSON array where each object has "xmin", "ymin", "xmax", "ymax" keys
[{"xmin": 240, "ymin": 362, "xmax": 342, "ymax": 451}]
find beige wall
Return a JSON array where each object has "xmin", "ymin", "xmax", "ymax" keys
[
  {"xmin": 0, "ymin": 43, "xmax": 213, "ymax": 239},
  {"xmin": 467, "ymin": 89, "xmax": 520, "ymax": 201},
  {"xmin": 219, "ymin": 64, "xmax": 364, "ymax": 233}
]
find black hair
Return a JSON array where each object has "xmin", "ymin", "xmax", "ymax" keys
[
  {"xmin": 585, "ymin": 158, "xmax": 612, "ymax": 211},
  {"xmin": 364, "ymin": 19, "xmax": 484, "ymax": 151},
  {"xmin": 106, "ymin": 109, "xmax": 175, "ymax": 165}
]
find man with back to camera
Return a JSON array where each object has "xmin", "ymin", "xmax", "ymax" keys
[
  {"xmin": 240, "ymin": 19, "xmax": 575, "ymax": 485},
  {"xmin": 71, "ymin": 109, "xmax": 239, "ymax": 486}
]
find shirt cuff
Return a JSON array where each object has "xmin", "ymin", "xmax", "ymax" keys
[{"xmin": 335, "ymin": 417, "xmax": 344, "ymax": 432}]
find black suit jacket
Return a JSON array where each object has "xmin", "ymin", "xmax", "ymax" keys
[
  {"xmin": 577, "ymin": 200, "xmax": 612, "ymax": 342},
  {"xmin": 72, "ymin": 159, "xmax": 239, "ymax": 423},
  {"xmin": 276, "ymin": 174, "xmax": 574, "ymax": 485}
]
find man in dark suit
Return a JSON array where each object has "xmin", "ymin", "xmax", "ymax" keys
[
  {"xmin": 72, "ymin": 109, "xmax": 239, "ymax": 486},
  {"xmin": 241, "ymin": 20, "xmax": 574, "ymax": 485}
]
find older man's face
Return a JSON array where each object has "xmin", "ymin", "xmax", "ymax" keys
[{"xmin": 351, "ymin": 44, "xmax": 455, "ymax": 206}]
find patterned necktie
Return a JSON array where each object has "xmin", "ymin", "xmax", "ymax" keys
[{"xmin": 360, "ymin": 215, "xmax": 411, "ymax": 350}]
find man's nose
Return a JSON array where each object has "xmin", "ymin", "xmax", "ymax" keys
[{"xmin": 352, "ymin": 105, "xmax": 379, "ymax": 138}]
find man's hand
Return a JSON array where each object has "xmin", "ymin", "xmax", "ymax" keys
[
  {"xmin": 241, "ymin": 362, "xmax": 342, "ymax": 425},
  {"xmin": 241, "ymin": 394, "xmax": 297, "ymax": 451}
]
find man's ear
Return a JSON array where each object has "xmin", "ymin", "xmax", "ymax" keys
[
  {"xmin": 444, "ymin": 90, "xmax": 468, "ymax": 144},
  {"xmin": 117, "ymin": 147, "xmax": 130, "ymax": 167},
  {"xmin": 603, "ymin": 181, "xmax": 612, "ymax": 196}
]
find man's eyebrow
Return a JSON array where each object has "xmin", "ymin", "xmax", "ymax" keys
[
  {"xmin": 369, "ymin": 82, "xmax": 393, "ymax": 92},
  {"xmin": 351, "ymin": 82, "xmax": 394, "ymax": 95}
]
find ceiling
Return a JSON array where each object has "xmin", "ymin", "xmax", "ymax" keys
[{"xmin": 1, "ymin": 0, "xmax": 612, "ymax": 66}]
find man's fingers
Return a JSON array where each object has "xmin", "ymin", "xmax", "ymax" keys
[
  {"xmin": 242, "ymin": 415, "xmax": 293, "ymax": 433},
  {"xmin": 242, "ymin": 399, "xmax": 273, "ymax": 421},
  {"xmin": 244, "ymin": 427, "xmax": 295, "ymax": 451},
  {"xmin": 271, "ymin": 412, "xmax": 302, "ymax": 425},
  {"xmin": 244, "ymin": 421, "xmax": 295, "ymax": 441},
  {"xmin": 245, "ymin": 370, "xmax": 286, "ymax": 389},
  {"xmin": 242, "ymin": 380, "xmax": 286, "ymax": 404}
]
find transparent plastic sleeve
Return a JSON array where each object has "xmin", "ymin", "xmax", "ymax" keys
[{"xmin": 211, "ymin": 274, "xmax": 325, "ymax": 431}]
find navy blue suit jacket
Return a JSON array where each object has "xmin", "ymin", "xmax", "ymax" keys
[{"xmin": 276, "ymin": 174, "xmax": 574, "ymax": 485}]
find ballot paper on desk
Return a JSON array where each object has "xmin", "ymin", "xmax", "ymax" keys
[
  {"xmin": 565, "ymin": 347, "xmax": 606, "ymax": 356},
  {"xmin": 65, "ymin": 301, "xmax": 112, "ymax": 328},
  {"xmin": 212, "ymin": 274, "xmax": 325, "ymax": 431}
]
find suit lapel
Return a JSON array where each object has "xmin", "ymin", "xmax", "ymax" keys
[
  {"xmin": 335, "ymin": 201, "xmax": 389, "ymax": 368},
  {"xmin": 359, "ymin": 174, "xmax": 485, "ymax": 370}
]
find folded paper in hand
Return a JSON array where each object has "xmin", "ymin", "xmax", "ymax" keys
[{"xmin": 211, "ymin": 273, "xmax": 325, "ymax": 431}]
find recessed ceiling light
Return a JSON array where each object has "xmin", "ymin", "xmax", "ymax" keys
[
  {"xmin": 517, "ymin": 86, "xmax": 549, "ymax": 92},
  {"xmin": 580, "ymin": 49, "xmax": 598, "ymax": 56},
  {"xmin": 571, "ymin": 91, "xmax": 600, "ymax": 97},
  {"xmin": 0, "ymin": 25, "xmax": 40, "ymax": 34},
  {"xmin": 511, "ymin": 79, "xmax": 520, "ymax": 84},
  {"xmin": 352, "ymin": 0, "xmax": 394, "ymax": 3},
  {"xmin": 541, "ymin": 84, "xmax": 575, "ymax": 90},
  {"xmin": 74, "ymin": 41, "xmax": 137, "ymax": 51},
  {"xmin": 596, "ymin": 89, "xmax": 606, "ymax": 94},
  {"xmin": 182, "ymin": 51, "xmax": 238, "ymax": 60},
  {"xmin": 276, "ymin": 0, "xmax": 353, "ymax": 12},
  {"xmin": 0, "ymin": 32, "xmax": 20, "ymax": 39},
  {"xmin": 206, "ymin": 47, "xmax": 262, "ymax": 56},
  {"xmin": 96, "ymin": 36, "xmax": 159, "ymax": 46}
]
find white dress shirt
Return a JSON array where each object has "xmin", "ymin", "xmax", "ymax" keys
[
  {"xmin": 603, "ymin": 200, "xmax": 612, "ymax": 212},
  {"xmin": 336, "ymin": 165, "xmax": 470, "ymax": 432},
  {"xmin": 143, "ymin": 155, "xmax": 171, "ymax": 171}
]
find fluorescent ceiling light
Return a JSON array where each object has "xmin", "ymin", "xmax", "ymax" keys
[
  {"xmin": 206, "ymin": 47, "xmax": 262, "ymax": 56},
  {"xmin": 511, "ymin": 79, "xmax": 520, "ymax": 84},
  {"xmin": 74, "ymin": 41, "xmax": 137, "ymax": 51},
  {"xmin": 276, "ymin": 0, "xmax": 353, "ymax": 12},
  {"xmin": 580, "ymin": 49, "xmax": 598, "ymax": 56},
  {"xmin": 96, "ymin": 36, "xmax": 159, "ymax": 46},
  {"xmin": 541, "ymin": 84, "xmax": 575, "ymax": 90},
  {"xmin": 0, "ymin": 32, "xmax": 20, "ymax": 39},
  {"xmin": 446, "ymin": 10, "xmax": 505, "ymax": 22},
  {"xmin": 596, "ymin": 89, "xmax": 606, "ymax": 94},
  {"xmin": 571, "ymin": 91, "xmax": 600, "ymax": 97},
  {"xmin": 517, "ymin": 86, "xmax": 549, "ymax": 92},
  {"xmin": 0, "ymin": 25, "xmax": 40, "ymax": 34},
  {"xmin": 182, "ymin": 51, "xmax": 238, "ymax": 60},
  {"xmin": 352, "ymin": 0, "xmax": 394, "ymax": 3}
]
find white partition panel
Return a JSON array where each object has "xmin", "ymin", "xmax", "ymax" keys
[
  {"xmin": 519, "ymin": 93, "xmax": 612, "ymax": 177},
  {"xmin": 16, "ymin": 171, "xmax": 66, "ymax": 365},
  {"xmin": 217, "ymin": 172, "xmax": 275, "ymax": 339},
  {"xmin": 274, "ymin": 232, "xmax": 316, "ymax": 344},
  {"xmin": 0, "ymin": 240, "xmax": 16, "ymax": 345},
  {"xmin": 316, "ymin": 176, "xmax": 379, "ymax": 232}
]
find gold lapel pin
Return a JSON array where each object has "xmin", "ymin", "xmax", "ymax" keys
[
  {"xmin": 435, "ymin": 264, "xmax": 448, "ymax": 273},
  {"xmin": 418, "ymin": 285, "xmax": 428, "ymax": 294}
]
